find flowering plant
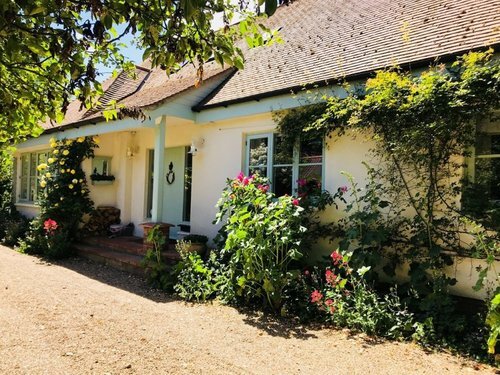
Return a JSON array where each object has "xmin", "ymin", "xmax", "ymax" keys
[
  {"xmin": 214, "ymin": 172, "xmax": 306, "ymax": 310},
  {"xmin": 43, "ymin": 219, "xmax": 58, "ymax": 235},
  {"xmin": 21, "ymin": 136, "xmax": 98, "ymax": 258}
]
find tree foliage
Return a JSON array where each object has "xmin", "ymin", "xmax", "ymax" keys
[{"xmin": 0, "ymin": 0, "xmax": 284, "ymax": 148}]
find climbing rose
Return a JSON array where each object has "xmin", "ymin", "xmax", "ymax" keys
[
  {"xmin": 292, "ymin": 198, "xmax": 300, "ymax": 206},
  {"xmin": 43, "ymin": 219, "xmax": 58, "ymax": 234},
  {"xmin": 310, "ymin": 290, "xmax": 323, "ymax": 303},
  {"xmin": 236, "ymin": 172, "xmax": 245, "ymax": 182},
  {"xmin": 330, "ymin": 250, "xmax": 343, "ymax": 265},
  {"xmin": 339, "ymin": 186, "xmax": 348, "ymax": 193}
]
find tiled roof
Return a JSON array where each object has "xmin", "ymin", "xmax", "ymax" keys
[
  {"xmin": 43, "ymin": 0, "xmax": 500, "ymax": 131},
  {"xmin": 197, "ymin": 0, "xmax": 500, "ymax": 109},
  {"xmin": 42, "ymin": 61, "xmax": 229, "ymax": 131}
]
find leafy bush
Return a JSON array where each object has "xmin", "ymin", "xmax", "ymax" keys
[
  {"xmin": 486, "ymin": 293, "xmax": 500, "ymax": 357},
  {"xmin": 141, "ymin": 225, "xmax": 177, "ymax": 290},
  {"xmin": 3, "ymin": 216, "xmax": 30, "ymax": 247},
  {"xmin": 301, "ymin": 249, "xmax": 417, "ymax": 339},
  {"xmin": 214, "ymin": 172, "xmax": 306, "ymax": 311},
  {"xmin": 174, "ymin": 241, "xmax": 219, "ymax": 302}
]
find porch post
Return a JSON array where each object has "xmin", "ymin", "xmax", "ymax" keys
[{"xmin": 151, "ymin": 117, "xmax": 166, "ymax": 222}]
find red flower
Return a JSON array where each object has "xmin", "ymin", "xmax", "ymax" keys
[
  {"xmin": 292, "ymin": 198, "xmax": 300, "ymax": 206},
  {"xmin": 258, "ymin": 184, "xmax": 269, "ymax": 193},
  {"xmin": 310, "ymin": 290, "xmax": 323, "ymax": 304},
  {"xmin": 339, "ymin": 186, "xmax": 348, "ymax": 193},
  {"xmin": 325, "ymin": 299, "xmax": 336, "ymax": 313},
  {"xmin": 236, "ymin": 172, "xmax": 245, "ymax": 182},
  {"xmin": 303, "ymin": 269, "xmax": 310, "ymax": 277},
  {"xmin": 242, "ymin": 177, "xmax": 251, "ymax": 186},
  {"xmin": 43, "ymin": 219, "xmax": 58, "ymax": 234},
  {"xmin": 325, "ymin": 269, "xmax": 337, "ymax": 285},
  {"xmin": 297, "ymin": 178, "xmax": 307, "ymax": 187},
  {"xmin": 330, "ymin": 250, "xmax": 343, "ymax": 266}
]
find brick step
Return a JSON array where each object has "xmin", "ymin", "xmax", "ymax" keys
[
  {"xmin": 75, "ymin": 240, "xmax": 182, "ymax": 276},
  {"xmin": 74, "ymin": 243, "xmax": 145, "ymax": 276},
  {"xmin": 83, "ymin": 236, "xmax": 177, "ymax": 256}
]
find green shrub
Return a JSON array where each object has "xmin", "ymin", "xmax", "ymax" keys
[
  {"xmin": 214, "ymin": 172, "xmax": 306, "ymax": 311},
  {"xmin": 141, "ymin": 225, "xmax": 177, "ymax": 290},
  {"xmin": 304, "ymin": 249, "xmax": 417, "ymax": 339},
  {"xmin": 486, "ymin": 293, "xmax": 500, "ymax": 357},
  {"xmin": 2, "ymin": 216, "xmax": 30, "ymax": 247},
  {"xmin": 174, "ymin": 241, "xmax": 219, "ymax": 302}
]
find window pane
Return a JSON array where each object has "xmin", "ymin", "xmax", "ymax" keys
[
  {"xmin": 475, "ymin": 158, "xmax": 500, "ymax": 200},
  {"xmin": 29, "ymin": 177, "xmax": 36, "ymax": 202},
  {"xmin": 20, "ymin": 177, "xmax": 28, "ymax": 200},
  {"xmin": 476, "ymin": 134, "xmax": 500, "ymax": 155},
  {"xmin": 273, "ymin": 136, "xmax": 293, "ymax": 165},
  {"xmin": 249, "ymin": 137, "xmax": 269, "ymax": 169},
  {"xmin": 300, "ymin": 138, "xmax": 322, "ymax": 164},
  {"xmin": 21, "ymin": 155, "xmax": 29, "ymax": 177},
  {"xmin": 250, "ymin": 167, "xmax": 267, "ymax": 177},
  {"xmin": 272, "ymin": 166, "xmax": 293, "ymax": 196},
  {"xmin": 299, "ymin": 165, "xmax": 323, "ymax": 186},
  {"xmin": 37, "ymin": 152, "xmax": 47, "ymax": 166},
  {"xmin": 30, "ymin": 154, "xmax": 37, "ymax": 177}
]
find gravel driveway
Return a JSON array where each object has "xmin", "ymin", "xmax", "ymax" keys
[{"xmin": 0, "ymin": 246, "xmax": 495, "ymax": 374}]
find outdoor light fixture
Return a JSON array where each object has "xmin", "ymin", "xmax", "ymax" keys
[
  {"xmin": 188, "ymin": 138, "xmax": 205, "ymax": 156},
  {"xmin": 126, "ymin": 131, "xmax": 139, "ymax": 159}
]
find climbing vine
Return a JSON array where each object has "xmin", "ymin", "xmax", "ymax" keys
[{"xmin": 276, "ymin": 49, "xmax": 500, "ymax": 334}]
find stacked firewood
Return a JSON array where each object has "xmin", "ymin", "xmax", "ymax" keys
[{"xmin": 82, "ymin": 206, "xmax": 121, "ymax": 235}]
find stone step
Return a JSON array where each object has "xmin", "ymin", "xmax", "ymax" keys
[{"xmin": 74, "ymin": 243, "xmax": 145, "ymax": 276}]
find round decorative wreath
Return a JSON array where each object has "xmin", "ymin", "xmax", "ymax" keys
[{"xmin": 166, "ymin": 170, "xmax": 175, "ymax": 184}]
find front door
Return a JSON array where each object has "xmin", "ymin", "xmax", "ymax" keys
[{"xmin": 162, "ymin": 146, "xmax": 191, "ymax": 238}]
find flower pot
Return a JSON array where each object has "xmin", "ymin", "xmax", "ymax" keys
[{"xmin": 140, "ymin": 222, "xmax": 173, "ymax": 251}]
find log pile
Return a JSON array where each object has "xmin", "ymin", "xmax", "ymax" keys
[{"xmin": 83, "ymin": 206, "xmax": 121, "ymax": 235}]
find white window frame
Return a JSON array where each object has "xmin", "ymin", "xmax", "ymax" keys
[
  {"xmin": 467, "ymin": 131, "xmax": 500, "ymax": 202},
  {"xmin": 18, "ymin": 150, "xmax": 49, "ymax": 204},
  {"xmin": 245, "ymin": 133, "xmax": 324, "ymax": 194}
]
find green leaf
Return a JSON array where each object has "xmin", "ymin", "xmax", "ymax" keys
[{"xmin": 265, "ymin": 0, "xmax": 278, "ymax": 16}]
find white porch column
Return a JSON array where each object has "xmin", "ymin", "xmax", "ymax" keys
[{"xmin": 151, "ymin": 117, "xmax": 166, "ymax": 222}]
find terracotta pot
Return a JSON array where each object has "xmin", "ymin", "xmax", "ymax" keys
[{"xmin": 140, "ymin": 222, "xmax": 173, "ymax": 250}]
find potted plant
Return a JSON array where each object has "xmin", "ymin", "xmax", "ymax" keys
[{"xmin": 181, "ymin": 234, "xmax": 208, "ymax": 255}]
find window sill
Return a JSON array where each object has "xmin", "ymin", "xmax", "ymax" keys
[{"xmin": 15, "ymin": 202, "xmax": 39, "ymax": 209}]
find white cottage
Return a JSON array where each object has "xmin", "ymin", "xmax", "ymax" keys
[{"xmin": 13, "ymin": 0, "xmax": 500, "ymax": 293}]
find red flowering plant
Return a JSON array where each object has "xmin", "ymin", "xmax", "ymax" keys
[
  {"xmin": 214, "ymin": 172, "xmax": 306, "ymax": 311},
  {"xmin": 43, "ymin": 219, "xmax": 58, "ymax": 235},
  {"xmin": 308, "ymin": 249, "xmax": 354, "ymax": 316}
]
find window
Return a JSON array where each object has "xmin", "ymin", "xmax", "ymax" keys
[
  {"xmin": 473, "ymin": 133, "xmax": 500, "ymax": 201},
  {"xmin": 246, "ymin": 133, "xmax": 323, "ymax": 195},
  {"xmin": 19, "ymin": 151, "xmax": 49, "ymax": 203}
]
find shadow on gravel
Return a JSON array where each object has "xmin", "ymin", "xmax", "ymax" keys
[
  {"xmin": 239, "ymin": 308, "xmax": 320, "ymax": 340},
  {"xmin": 55, "ymin": 256, "xmax": 176, "ymax": 304}
]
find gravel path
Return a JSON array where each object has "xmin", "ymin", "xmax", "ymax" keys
[{"xmin": 0, "ymin": 246, "xmax": 495, "ymax": 374}]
